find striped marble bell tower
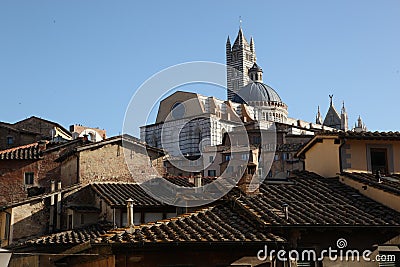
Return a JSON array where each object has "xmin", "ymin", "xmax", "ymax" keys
[{"xmin": 226, "ymin": 27, "xmax": 256, "ymax": 101}]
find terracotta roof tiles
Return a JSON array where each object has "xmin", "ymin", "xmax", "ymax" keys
[
  {"xmin": 234, "ymin": 171, "xmax": 400, "ymax": 226},
  {"xmin": 0, "ymin": 142, "xmax": 41, "ymax": 160},
  {"xmin": 94, "ymin": 206, "xmax": 284, "ymax": 244}
]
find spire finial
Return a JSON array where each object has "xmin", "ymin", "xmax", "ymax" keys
[
  {"xmin": 239, "ymin": 16, "xmax": 242, "ymax": 29},
  {"xmin": 329, "ymin": 94, "xmax": 333, "ymax": 106}
]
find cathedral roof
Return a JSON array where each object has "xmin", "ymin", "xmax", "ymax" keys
[
  {"xmin": 232, "ymin": 82, "xmax": 282, "ymax": 104},
  {"xmin": 323, "ymin": 105, "xmax": 341, "ymax": 127}
]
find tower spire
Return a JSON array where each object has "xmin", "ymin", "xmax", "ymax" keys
[
  {"xmin": 340, "ymin": 100, "xmax": 348, "ymax": 131},
  {"xmin": 316, "ymin": 106, "xmax": 322, "ymax": 124}
]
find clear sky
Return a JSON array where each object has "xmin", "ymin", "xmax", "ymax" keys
[{"xmin": 1, "ymin": 1, "xmax": 399, "ymax": 137}]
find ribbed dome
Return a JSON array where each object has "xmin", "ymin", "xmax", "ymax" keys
[{"xmin": 232, "ymin": 82, "xmax": 282, "ymax": 104}]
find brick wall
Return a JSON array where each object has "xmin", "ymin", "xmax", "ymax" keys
[
  {"xmin": 0, "ymin": 141, "xmax": 83, "ymax": 205},
  {"xmin": 0, "ymin": 160, "xmax": 39, "ymax": 204}
]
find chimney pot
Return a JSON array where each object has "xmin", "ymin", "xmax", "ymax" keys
[
  {"xmin": 57, "ymin": 181, "xmax": 62, "ymax": 191},
  {"xmin": 376, "ymin": 170, "xmax": 382, "ymax": 183},
  {"xmin": 50, "ymin": 180, "xmax": 55, "ymax": 192},
  {"xmin": 126, "ymin": 198, "xmax": 134, "ymax": 228},
  {"xmin": 194, "ymin": 172, "xmax": 202, "ymax": 187},
  {"xmin": 282, "ymin": 203, "xmax": 289, "ymax": 220}
]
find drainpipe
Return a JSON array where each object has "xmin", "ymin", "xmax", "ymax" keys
[
  {"xmin": 4, "ymin": 210, "xmax": 11, "ymax": 246},
  {"xmin": 112, "ymin": 208, "xmax": 116, "ymax": 228},
  {"xmin": 339, "ymin": 138, "xmax": 346, "ymax": 174}
]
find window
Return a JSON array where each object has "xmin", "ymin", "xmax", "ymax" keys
[
  {"xmin": 6, "ymin": 136, "xmax": 13, "ymax": 145},
  {"xmin": 209, "ymin": 156, "xmax": 214, "ymax": 163},
  {"xmin": 225, "ymin": 155, "xmax": 231, "ymax": 161},
  {"xmin": 274, "ymin": 154, "xmax": 279, "ymax": 161},
  {"xmin": 370, "ymin": 148, "xmax": 388, "ymax": 175},
  {"xmin": 282, "ymin": 153, "xmax": 290, "ymax": 160},
  {"xmin": 80, "ymin": 214, "xmax": 85, "ymax": 225},
  {"xmin": 208, "ymin": 170, "xmax": 216, "ymax": 177},
  {"xmin": 24, "ymin": 172, "xmax": 34, "ymax": 185},
  {"xmin": 241, "ymin": 153, "xmax": 249, "ymax": 161}
]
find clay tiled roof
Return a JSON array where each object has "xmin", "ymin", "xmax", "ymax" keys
[
  {"xmin": 94, "ymin": 206, "xmax": 284, "ymax": 245},
  {"xmin": 342, "ymin": 172, "xmax": 400, "ymax": 196},
  {"xmin": 340, "ymin": 131, "xmax": 400, "ymax": 140},
  {"xmin": 0, "ymin": 142, "xmax": 41, "ymax": 160},
  {"xmin": 164, "ymin": 177, "xmax": 216, "ymax": 187},
  {"xmin": 234, "ymin": 171, "xmax": 400, "ymax": 226},
  {"xmin": 90, "ymin": 183, "xmax": 166, "ymax": 207},
  {"xmin": 8, "ymin": 223, "xmax": 112, "ymax": 248},
  {"xmin": 276, "ymin": 143, "xmax": 304, "ymax": 152}
]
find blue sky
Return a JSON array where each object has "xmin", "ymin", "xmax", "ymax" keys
[{"xmin": 1, "ymin": 1, "xmax": 399, "ymax": 137}]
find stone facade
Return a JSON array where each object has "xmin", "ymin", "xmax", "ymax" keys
[
  {"xmin": 0, "ymin": 198, "xmax": 49, "ymax": 247},
  {"xmin": 0, "ymin": 116, "xmax": 72, "ymax": 150},
  {"xmin": 0, "ymin": 123, "xmax": 39, "ymax": 150}
]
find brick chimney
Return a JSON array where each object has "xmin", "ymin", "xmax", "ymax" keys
[{"xmin": 237, "ymin": 166, "xmax": 260, "ymax": 195}]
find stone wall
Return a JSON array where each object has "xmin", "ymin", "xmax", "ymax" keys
[
  {"xmin": 60, "ymin": 141, "xmax": 164, "ymax": 185},
  {"xmin": 9, "ymin": 199, "xmax": 49, "ymax": 243},
  {"xmin": 60, "ymin": 156, "xmax": 79, "ymax": 187},
  {"xmin": 0, "ymin": 126, "xmax": 39, "ymax": 150}
]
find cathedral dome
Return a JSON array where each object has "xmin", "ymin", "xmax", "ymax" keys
[{"xmin": 232, "ymin": 82, "xmax": 283, "ymax": 104}]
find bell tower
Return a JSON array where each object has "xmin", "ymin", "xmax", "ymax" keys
[{"xmin": 226, "ymin": 27, "xmax": 256, "ymax": 101}]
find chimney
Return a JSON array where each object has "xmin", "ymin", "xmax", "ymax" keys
[
  {"xmin": 194, "ymin": 172, "xmax": 202, "ymax": 187},
  {"xmin": 57, "ymin": 181, "xmax": 62, "ymax": 191},
  {"xmin": 50, "ymin": 180, "xmax": 55, "ymax": 192},
  {"xmin": 376, "ymin": 170, "xmax": 382, "ymax": 183},
  {"xmin": 82, "ymin": 134, "xmax": 89, "ymax": 142},
  {"xmin": 126, "ymin": 198, "xmax": 134, "ymax": 228},
  {"xmin": 38, "ymin": 140, "xmax": 47, "ymax": 151},
  {"xmin": 282, "ymin": 203, "xmax": 289, "ymax": 220}
]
